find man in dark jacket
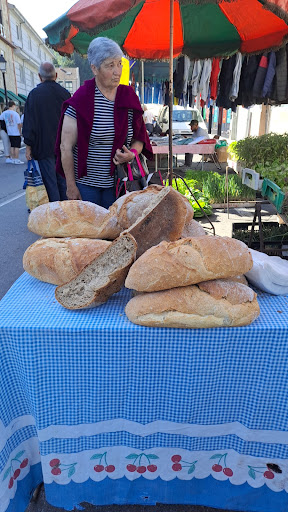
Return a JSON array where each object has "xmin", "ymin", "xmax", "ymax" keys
[{"xmin": 23, "ymin": 62, "xmax": 70, "ymax": 201}]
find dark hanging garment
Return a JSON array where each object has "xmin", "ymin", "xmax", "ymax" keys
[
  {"xmin": 174, "ymin": 57, "xmax": 185, "ymax": 99},
  {"xmin": 216, "ymin": 55, "xmax": 237, "ymax": 112},
  {"xmin": 262, "ymin": 52, "xmax": 276, "ymax": 98},
  {"xmin": 275, "ymin": 46, "xmax": 287, "ymax": 103},
  {"xmin": 252, "ymin": 53, "xmax": 268, "ymax": 102},
  {"xmin": 236, "ymin": 55, "xmax": 260, "ymax": 108}
]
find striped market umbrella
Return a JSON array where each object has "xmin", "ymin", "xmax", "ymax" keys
[
  {"xmin": 44, "ymin": 0, "xmax": 288, "ymax": 184},
  {"xmin": 44, "ymin": 0, "xmax": 288, "ymax": 60}
]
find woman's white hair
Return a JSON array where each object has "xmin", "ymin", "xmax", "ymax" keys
[{"xmin": 87, "ymin": 37, "xmax": 123, "ymax": 69}]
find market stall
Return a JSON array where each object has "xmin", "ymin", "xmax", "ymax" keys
[{"xmin": 1, "ymin": 272, "xmax": 288, "ymax": 512}]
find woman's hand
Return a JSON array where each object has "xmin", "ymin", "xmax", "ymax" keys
[
  {"xmin": 66, "ymin": 183, "xmax": 82, "ymax": 200},
  {"xmin": 113, "ymin": 145, "xmax": 135, "ymax": 165}
]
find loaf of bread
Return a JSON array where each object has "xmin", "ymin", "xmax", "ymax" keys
[
  {"xmin": 181, "ymin": 218, "xmax": 206, "ymax": 238},
  {"xmin": 27, "ymin": 200, "xmax": 121, "ymax": 239},
  {"xmin": 55, "ymin": 233, "xmax": 137, "ymax": 309},
  {"xmin": 125, "ymin": 279, "xmax": 260, "ymax": 328},
  {"xmin": 125, "ymin": 235, "xmax": 253, "ymax": 292},
  {"xmin": 111, "ymin": 185, "xmax": 194, "ymax": 231},
  {"xmin": 23, "ymin": 238, "xmax": 111, "ymax": 285},
  {"xmin": 123, "ymin": 186, "xmax": 189, "ymax": 257}
]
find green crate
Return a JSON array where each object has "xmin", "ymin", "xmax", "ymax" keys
[{"xmin": 261, "ymin": 178, "xmax": 286, "ymax": 213}]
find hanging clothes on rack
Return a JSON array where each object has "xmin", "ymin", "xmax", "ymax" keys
[
  {"xmin": 210, "ymin": 58, "xmax": 221, "ymax": 101},
  {"xmin": 199, "ymin": 59, "xmax": 213, "ymax": 106},
  {"xmin": 236, "ymin": 55, "xmax": 260, "ymax": 108},
  {"xmin": 230, "ymin": 53, "xmax": 243, "ymax": 102},
  {"xmin": 252, "ymin": 53, "xmax": 268, "ymax": 101},
  {"xmin": 262, "ymin": 52, "xmax": 276, "ymax": 98},
  {"xmin": 174, "ymin": 56, "xmax": 185, "ymax": 99},
  {"xmin": 274, "ymin": 46, "xmax": 287, "ymax": 103},
  {"xmin": 216, "ymin": 55, "xmax": 237, "ymax": 112}
]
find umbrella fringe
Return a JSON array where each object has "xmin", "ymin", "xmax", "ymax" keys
[
  {"xmin": 261, "ymin": 0, "xmax": 288, "ymax": 24},
  {"xmin": 180, "ymin": 0, "xmax": 236, "ymax": 3}
]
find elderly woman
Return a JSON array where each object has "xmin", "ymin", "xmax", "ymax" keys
[{"xmin": 56, "ymin": 37, "xmax": 152, "ymax": 208}]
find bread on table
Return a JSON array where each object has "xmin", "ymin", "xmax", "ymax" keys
[
  {"xmin": 23, "ymin": 238, "xmax": 111, "ymax": 285},
  {"xmin": 27, "ymin": 200, "xmax": 121, "ymax": 239},
  {"xmin": 181, "ymin": 218, "xmax": 206, "ymax": 238},
  {"xmin": 123, "ymin": 186, "xmax": 189, "ymax": 258},
  {"xmin": 111, "ymin": 185, "xmax": 194, "ymax": 231},
  {"xmin": 125, "ymin": 235, "xmax": 253, "ymax": 292},
  {"xmin": 55, "ymin": 233, "xmax": 137, "ymax": 309},
  {"xmin": 125, "ymin": 279, "xmax": 260, "ymax": 328}
]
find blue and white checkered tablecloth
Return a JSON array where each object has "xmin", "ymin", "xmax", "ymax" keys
[{"xmin": 1, "ymin": 273, "xmax": 288, "ymax": 512}]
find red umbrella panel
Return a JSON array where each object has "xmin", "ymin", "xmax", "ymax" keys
[{"xmin": 44, "ymin": 0, "xmax": 288, "ymax": 60}]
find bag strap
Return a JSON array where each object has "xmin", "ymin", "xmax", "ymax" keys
[
  {"xmin": 130, "ymin": 149, "xmax": 146, "ymax": 177},
  {"xmin": 28, "ymin": 159, "xmax": 40, "ymax": 175},
  {"xmin": 126, "ymin": 163, "xmax": 134, "ymax": 181}
]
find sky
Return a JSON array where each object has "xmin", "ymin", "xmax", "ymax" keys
[{"xmin": 12, "ymin": 0, "xmax": 76, "ymax": 38}]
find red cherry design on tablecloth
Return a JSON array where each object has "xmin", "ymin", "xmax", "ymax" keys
[
  {"xmin": 8, "ymin": 477, "xmax": 14, "ymax": 489},
  {"xmin": 49, "ymin": 459, "xmax": 60, "ymax": 467},
  {"xmin": 223, "ymin": 467, "xmax": 233, "ymax": 477},
  {"xmin": 94, "ymin": 465, "xmax": 104, "ymax": 472},
  {"xmin": 147, "ymin": 465, "xmax": 157, "ymax": 472},
  {"xmin": 172, "ymin": 463, "xmax": 182, "ymax": 471},
  {"xmin": 264, "ymin": 471, "xmax": 275, "ymax": 480},
  {"xmin": 127, "ymin": 464, "xmax": 137, "ymax": 472},
  {"xmin": 212, "ymin": 464, "xmax": 222, "ymax": 472},
  {"xmin": 137, "ymin": 466, "xmax": 146, "ymax": 473},
  {"xmin": 13, "ymin": 469, "xmax": 21, "ymax": 480},
  {"xmin": 20, "ymin": 458, "xmax": 28, "ymax": 469},
  {"xmin": 51, "ymin": 467, "xmax": 61, "ymax": 475},
  {"xmin": 105, "ymin": 465, "xmax": 115, "ymax": 473},
  {"xmin": 171, "ymin": 455, "xmax": 182, "ymax": 463}
]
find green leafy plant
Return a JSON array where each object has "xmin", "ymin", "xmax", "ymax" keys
[{"xmin": 166, "ymin": 178, "xmax": 212, "ymax": 217}]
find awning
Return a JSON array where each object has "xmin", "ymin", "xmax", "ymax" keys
[
  {"xmin": 0, "ymin": 89, "xmax": 26, "ymax": 105},
  {"xmin": 18, "ymin": 93, "xmax": 27, "ymax": 102}
]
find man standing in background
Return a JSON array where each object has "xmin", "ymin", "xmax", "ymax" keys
[
  {"xmin": 0, "ymin": 102, "xmax": 23, "ymax": 164},
  {"xmin": 23, "ymin": 62, "xmax": 71, "ymax": 201}
]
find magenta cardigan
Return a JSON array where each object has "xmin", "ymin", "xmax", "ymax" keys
[{"xmin": 55, "ymin": 78, "xmax": 153, "ymax": 179}]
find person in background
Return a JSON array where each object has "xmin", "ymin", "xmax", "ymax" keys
[
  {"xmin": 0, "ymin": 102, "xmax": 23, "ymax": 164},
  {"xmin": 143, "ymin": 104, "xmax": 155, "ymax": 135},
  {"xmin": 23, "ymin": 62, "xmax": 71, "ymax": 202},
  {"xmin": 0, "ymin": 107, "xmax": 12, "ymax": 163},
  {"xmin": 57, "ymin": 37, "xmax": 152, "ymax": 208},
  {"xmin": 184, "ymin": 119, "xmax": 209, "ymax": 167}
]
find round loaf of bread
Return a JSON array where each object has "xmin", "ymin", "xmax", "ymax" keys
[
  {"xmin": 125, "ymin": 279, "xmax": 260, "ymax": 328},
  {"xmin": 110, "ymin": 185, "xmax": 194, "ymax": 230},
  {"xmin": 181, "ymin": 218, "xmax": 206, "ymax": 238},
  {"xmin": 125, "ymin": 235, "xmax": 253, "ymax": 292},
  {"xmin": 23, "ymin": 238, "xmax": 111, "ymax": 285},
  {"xmin": 27, "ymin": 200, "xmax": 121, "ymax": 239}
]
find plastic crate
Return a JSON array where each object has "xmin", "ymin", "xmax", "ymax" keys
[
  {"xmin": 261, "ymin": 178, "xmax": 286, "ymax": 213},
  {"xmin": 241, "ymin": 168, "xmax": 263, "ymax": 191},
  {"xmin": 232, "ymin": 222, "xmax": 288, "ymax": 259}
]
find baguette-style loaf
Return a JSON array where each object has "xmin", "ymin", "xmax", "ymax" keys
[
  {"xmin": 181, "ymin": 218, "xmax": 206, "ymax": 238},
  {"xmin": 55, "ymin": 233, "xmax": 137, "ymax": 309},
  {"xmin": 125, "ymin": 235, "xmax": 253, "ymax": 292},
  {"xmin": 23, "ymin": 238, "xmax": 111, "ymax": 285},
  {"xmin": 124, "ymin": 186, "xmax": 188, "ymax": 257},
  {"xmin": 111, "ymin": 185, "xmax": 194, "ymax": 231},
  {"xmin": 125, "ymin": 280, "xmax": 260, "ymax": 328},
  {"xmin": 27, "ymin": 200, "xmax": 121, "ymax": 239}
]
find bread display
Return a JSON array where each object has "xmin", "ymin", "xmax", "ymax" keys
[
  {"xmin": 123, "ymin": 186, "xmax": 189, "ymax": 257},
  {"xmin": 181, "ymin": 218, "xmax": 206, "ymax": 238},
  {"xmin": 111, "ymin": 185, "xmax": 194, "ymax": 231},
  {"xmin": 55, "ymin": 233, "xmax": 137, "ymax": 309},
  {"xmin": 27, "ymin": 200, "xmax": 120, "ymax": 239},
  {"xmin": 23, "ymin": 238, "xmax": 111, "ymax": 285},
  {"xmin": 125, "ymin": 279, "xmax": 260, "ymax": 328},
  {"xmin": 125, "ymin": 235, "xmax": 253, "ymax": 292}
]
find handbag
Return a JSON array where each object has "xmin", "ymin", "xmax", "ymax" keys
[
  {"xmin": 114, "ymin": 151, "xmax": 150, "ymax": 199},
  {"xmin": 23, "ymin": 159, "xmax": 49, "ymax": 211}
]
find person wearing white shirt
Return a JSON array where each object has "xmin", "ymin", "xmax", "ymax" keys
[{"xmin": 0, "ymin": 101, "xmax": 23, "ymax": 164}]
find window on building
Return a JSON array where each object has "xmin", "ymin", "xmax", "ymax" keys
[
  {"xmin": 38, "ymin": 45, "xmax": 41, "ymax": 58},
  {"xmin": 19, "ymin": 64, "xmax": 25, "ymax": 84},
  {"xmin": 16, "ymin": 24, "xmax": 22, "ymax": 41},
  {"xmin": 30, "ymin": 70, "xmax": 34, "ymax": 86},
  {"xmin": 0, "ymin": 10, "xmax": 3, "ymax": 25},
  {"xmin": 65, "ymin": 81, "xmax": 73, "ymax": 94},
  {"xmin": 28, "ymin": 37, "xmax": 32, "ymax": 51},
  {"xmin": 58, "ymin": 80, "xmax": 63, "ymax": 86}
]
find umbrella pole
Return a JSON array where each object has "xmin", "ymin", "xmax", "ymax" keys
[
  {"xmin": 141, "ymin": 60, "xmax": 144, "ymax": 105},
  {"xmin": 168, "ymin": 0, "xmax": 174, "ymax": 186}
]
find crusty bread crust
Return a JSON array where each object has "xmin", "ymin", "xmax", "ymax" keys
[
  {"xmin": 23, "ymin": 238, "xmax": 111, "ymax": 285},
  {"xmin": 27, "ymin": 200, "xmax": 121, "ymax": 239},
  {"xmin": 125, "ymin": 235, "xmax": 253, "ymax": 291},
  {"xmin": 55, "ymin": 233, "xmax": 137, "ymax": 309},
  {"xmin": 125, "ymin": 281, "xmax": 260, "ymax": 328},
  {"xmin": 124, "ymin": 186, "xmax": 189, "ymax": 258},
  {"xmin": 111, "ymin": 185, "xmax": 194, "ymax": 231},
  {"xmin": 181, "ymin": 218, "xmax": 206, "ymax": 238}
]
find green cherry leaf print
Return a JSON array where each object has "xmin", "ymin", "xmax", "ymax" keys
[
  {"xmin": 188, "ymin": 465, "xmax": 196, "ymax": 474},
  {"xmin": 126, "ymin": 454, "xmax": 139, "ymax": 459},
  {"xmin": 68, "ymin": 466, "xmax": 75, "ymax": 478},
  {"xmin": 210, "ymin": 454, "xmax": 223, "ymax": 459},
  {"xmin": 248, "ymin": 468, "xmax": 256, "ymax": 480},
  {"xmin": 147, "ymin": 455, "xmax": 159, "ymax": 459},
  {"xmin": 14, "ymin": 451, "xmax": 25, "ymax": 460},
  {"xmin": 3, "ymin": 467, "xmax": 11, "ymax": 481},
  {"xmin": 90, "ymin": 454, "xmax": 102, "ymax": 460}
]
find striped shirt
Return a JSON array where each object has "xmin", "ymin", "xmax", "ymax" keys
[{"xmin": 65, "ymin": 87, "xmax": 134, "ymax": 188}]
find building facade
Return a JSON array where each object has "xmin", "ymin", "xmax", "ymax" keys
[
  {"xmin": 0, "ymin": 0, "xmax": 17, "ymax": 98},
  {"xmin": 8, "ymin": 2, "xmax": 55, "ymax": 100},
  {"xmin": 56, "ymin": 67, "xmax": 80, "ymax": 95}
]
